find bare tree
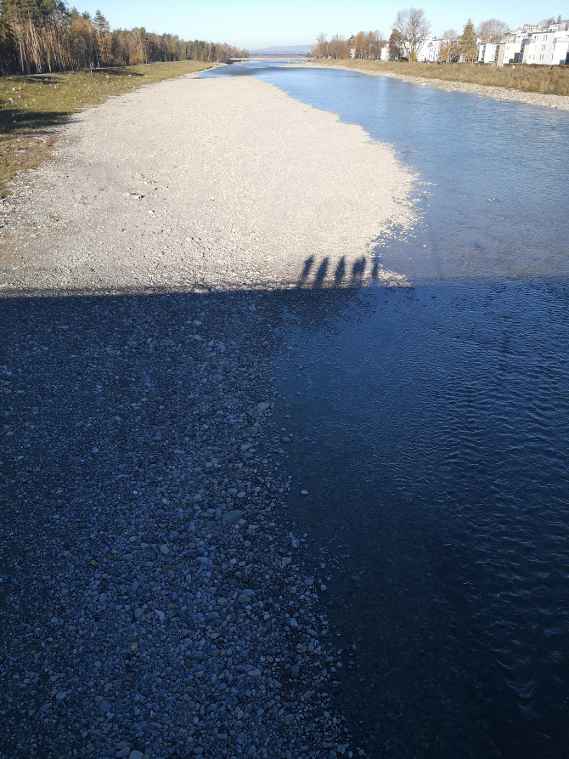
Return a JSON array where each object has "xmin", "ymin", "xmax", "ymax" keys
[
  {"xmin": 478, "ymin": 19, "xmax": 509, "ymax": 43},
  {"xmin": 393, "ymin": 8, "xmax": 430, "ymax": 62},
  {"xmin": 328, "ymin": 34, "xmax": 348, "ymax": 60},
  {"xmin": 312, "ymin": 33, "xmax": 329, "ymax": 59}
]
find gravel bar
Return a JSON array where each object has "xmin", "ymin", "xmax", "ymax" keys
[{"xmin": 0, "ymin": 74, "xmax": 414, "ymax": 292}]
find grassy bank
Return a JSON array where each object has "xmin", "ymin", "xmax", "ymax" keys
[
  {"xmin": 0, "ymin": 60, "xmax": 214, "ymax": 196},
  {"xmin": 310, "ymin": 59, "xmax": 569, "ymax": 97}
]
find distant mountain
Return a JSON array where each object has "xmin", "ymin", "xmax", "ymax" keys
[{"xmin": 250, "ymin": 45, "xmax": 311, "ymax": 56}]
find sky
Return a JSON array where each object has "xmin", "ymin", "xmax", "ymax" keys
[{"xmin": 77, "ymin": 0, "xmax": 567, "ymax": 48}]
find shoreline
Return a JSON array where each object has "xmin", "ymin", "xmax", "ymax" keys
[
  {"xmin": 300, "ymin": 61, "xmax": 569, "ymax": 111},
  {"xmin": 1, "ymin": 74, "xmax": 416, "ymax": 292}
]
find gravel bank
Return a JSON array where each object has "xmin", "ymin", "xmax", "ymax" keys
[
  {"xmin": 0, "ymin": 75, "xmax": 415, "ymax": 292},
  {"xmin": 1, "ymin": 288, "xmax": 361, "ymax": 759},
  {"xmin": 0, "ymin": 73, "xmax": 415, "ymax": 758},
  {"xmin": 302, "ymin": 62, "xmax": 569, "ymax": 112}
]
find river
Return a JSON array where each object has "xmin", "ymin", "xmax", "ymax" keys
[{"xmin": 202, "ymin": 62, "xmax": 569, "ymax": 758}]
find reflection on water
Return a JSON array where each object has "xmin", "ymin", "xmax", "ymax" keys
[{"xmin": 205, "ymin": 63, "xmax": 569, "ymax": 758}]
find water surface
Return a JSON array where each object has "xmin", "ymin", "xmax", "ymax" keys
[{"xmin": 204, "ymin": 62, "xmax": 569, "ymax": 758}]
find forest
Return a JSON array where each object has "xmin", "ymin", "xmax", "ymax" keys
[{"xmin": 0, "ymin": 0, "xmax": 248, "ymax": 75}]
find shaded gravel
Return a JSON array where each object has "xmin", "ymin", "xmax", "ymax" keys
[{"xmin": 1, "ymin": 289, "xmax": 360, "ymax": 758}]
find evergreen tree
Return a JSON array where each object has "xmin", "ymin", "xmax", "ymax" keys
[
  {"xmin": 93, "ymin": 9, "xmax": 109, "ymax": 34},
  {"xmin": 388, "ymin": 29, "xmax": 403, "ymax": 60},
  {"xmin": 459, "ymin": 19, "xmax": 478, "ymax": 63}
]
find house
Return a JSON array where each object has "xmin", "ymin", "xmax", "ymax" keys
[
  {"xmin": 417, "ymin": 37, "xmax": 446, "ymax": 63},
  {"xmin": 477, "ymin": 42, "xmax": 497, "ymax": 64},
  {"xmin": 496, "ymin": 31, "xmax": 526, "ymax": 66},
  {"xmin": 522, "ymin": 28, "xmax": 569, "ymax": 65}
]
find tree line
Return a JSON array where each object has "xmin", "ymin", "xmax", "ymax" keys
[
  {"xmin": 0, "ymin": 0, "xmax": 248, "ymax": 75},
  {"xmin": 312, "ymin": 8, "xmax": 514, "ymax": 64}
]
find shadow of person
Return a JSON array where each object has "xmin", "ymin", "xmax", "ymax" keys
[
  {"xmin": 371, "ymin": 258, "xmax": 380, "ymax": 283},
  {"xmin": 297, "ymin": 255, "xmax": 315, "ymax": 287},
  {"xmin": 313, "ymin": 257, "xmax": 330, "ymax": 288},
  {"xmin": 351, "ymin": 256, "xmax": 367, "ymax": 286},
  {"xmin": 334, "ymin": 256, "xmax": 347, "ymax": 287}
]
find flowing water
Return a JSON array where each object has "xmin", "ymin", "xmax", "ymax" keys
[{"xmin": 203, "ymin": 63, "xmax": 569, "ymax": 758}]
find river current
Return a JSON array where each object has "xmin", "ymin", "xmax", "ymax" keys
[{"xmin": 202, "ymin": 63, "xmax": 569, "ymax": 758}]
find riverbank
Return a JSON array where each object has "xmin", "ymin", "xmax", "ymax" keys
[
  {"xmin": 0, "ymin": 74, "xmax": 415, "ymax": 291},
  {"xmin": 0, "ymin": 71, "xmax": 416, "ymax": 758},
  {"xmin": 0, "ymin": 61, "xmax": 216, "ymax": 196},
  {"xmin": 303, "ymin": 60, "xmax": 569, "ymax": 111}
]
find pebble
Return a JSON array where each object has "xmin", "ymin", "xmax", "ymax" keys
[
  {"xmin": 239, "ymin": 589, "xmax": 256, "ymax": 604},
  {"xmin": 222, "ymin": 509, "xmax": 243, "ymax": 525}
]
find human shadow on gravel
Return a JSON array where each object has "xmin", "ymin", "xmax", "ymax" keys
[{"xmin": 297, "ymin": 254, "xmax": 382, "ymax": 288}]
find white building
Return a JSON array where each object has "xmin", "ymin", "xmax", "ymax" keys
[
  {"xmin": 477, "ymin": 42, "xmax": 498, "ymax": 63},
  {"xmin": 417, "ymin": 37, "xmax": 446, "ymax": 63},
  {"xmin": 496, "ymin": 31, "xmax": 526, "ymax": 66},
  {"xmin": 522, "ymin": 29, "xmax": 569, "ymax": 65}
]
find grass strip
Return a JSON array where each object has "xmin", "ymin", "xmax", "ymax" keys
[{"xmin": 310, "ymin": 59, "xmax": 569, "ymax": 97}]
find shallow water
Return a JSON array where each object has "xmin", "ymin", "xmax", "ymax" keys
[
  {"xmin": 210, "ymin": 62, "xmax": 569, "ymax": 283},
  {"xmin": 203, "ymin": 63, "xmax": 569, "ymax": 757}
]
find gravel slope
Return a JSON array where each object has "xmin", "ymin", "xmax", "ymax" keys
[
  {"xmin": 1, "ymin": 73, "xmax": 415, "ymax": 759},
  {"xmin": 0, "ymin": 74, "xmax": 414, "ymax": 292}
]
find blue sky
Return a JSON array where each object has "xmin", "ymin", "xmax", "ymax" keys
[{"xmin": 77, "ymin": 1, "xmax": 566, "ymax": 48}]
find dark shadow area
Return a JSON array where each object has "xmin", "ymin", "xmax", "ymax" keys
[
  {"xmin": 19, "ymin": 74, "xmax": 63, "ymax": 85},
  {"xmin": 0, "ymin": 281, "xmax": 364, "ymax": 757},
  {"xmin": 2, "ymin": 268, "xmax": 569, "ymax": 759},
  {"xmin": 297, "ymin": 254, "xmax": 384, "ymax": 289},
  {"xmin": 275, "ymin": 274, "xmax": 569, "ymax": 759},
  {"xmin": 0, "ymin": 108, "xmax": 72, "ymax": 134},
  {"xmin": 334, "ymin": 256, "xmax": 347, "ymax": 286},
  {"xmin": 90, "ymin": 67, "xmax": 145, "ymax": 77},
  {"xmin": 351, "ymin": 256, "xmax": 367, "ymax": 284},
  {"xmin": 313, "ymin": 256, "xmax": 329, "ymax": 288},
  {"xmin": 297, "ymin": 254, "xmax": 314, "ymax": 287},
  {"xmin": 17, "ymin": 67, "xmax": 145, "ymax": 81}
]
